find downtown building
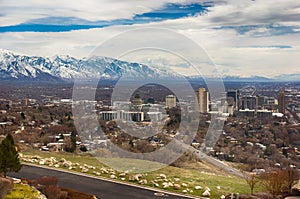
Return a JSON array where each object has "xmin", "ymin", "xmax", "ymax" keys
[{"xmin": 198, "ymin": 88, "xmax": 209, "ymax": 113}]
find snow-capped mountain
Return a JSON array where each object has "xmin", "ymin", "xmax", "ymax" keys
[{"xmin": 0, "ymin": 49, "xmax": 176, "ymax": 81}]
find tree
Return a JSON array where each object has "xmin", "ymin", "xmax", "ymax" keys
[
  {"xmin": 244, "ymin": 172, "xmax": 260, "ymax": 195},
  {"xmin": 261, "ymin": 169, "xmax": 287, "ymax": 198},
  {"xmin": 0, "ymin": 134, "xmax": 22, "ymax": 177},
  {"xmin": 284, "ymin": 167, "xmax": 299, "ymax": 194}
]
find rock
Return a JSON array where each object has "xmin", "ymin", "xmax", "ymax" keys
[
  {"xmin": 139, "ymin": 179, "xmax": 148, "ymax": 185},
  {"xmin": 205, "ymin": 187, "xmax": 211, "ymax": 192},
  {"xmin": 100, "ymin": 168, "xmax": 108, "ymax": 174},
  {"xmin": 220, "ymin": 195, "xmax": 226, "ymax": 199},
  {"xmin": 39, "ymin": 160, "xmax": 45, "ymax": 165},
  {"xmin": 119, "ymin": 173, "xmax": 126, "ymax": 177},
  {"xmin": 181, "ymin": 183, "xmax": 188, "ymax": 187},
  {"xmin": 216, "ymin": 186, "xmax": 221, "ymax": 190},
  {"xmin": 174, "ymin": 184, "xmax": 181, "ymax": 190},
  {"xmin": 182, "ymin": 190, "xmax": 187, "ymax": 193},
  {"xmin": 81, "ymin": 168, "xmax": 89, "ymax": 173},
  {"xmin": 110, "ymin": 175, "xmax": 116, "ymax": 179},
  {"xmin": 152, "ymin": 182, "xmax": 159, "ymax": 187},
  {"xmin": 159, "ymin": 174, "xmax": 167, "ymax": 179},
  {"xmin": 162, "ymin": 182, "xmax": 169, "ymax": 188},
  {"xmin": 12, "ymin": 178, "xmax": 21, "ymax": 184},
  {"xmin": 195, "ymin": 186, "xmax": 202, "ymax": 190},
  {"xmin": 121, "ymin": 178, "xmax": 126, "ymax": 181},
  {"xmin": 62, "ymin": 161, "xmax": 72, "ymax": 168},
  {"xmin": 168, "ymin": 182, "xmax": 174, "ymax": 187},
  {"xmin": 202, "ymin": 189, "xmax": 211, "ymax": 197},
  {"xmin": 133, "ymin": 174, "xmax": 143, "ymax": 181}
]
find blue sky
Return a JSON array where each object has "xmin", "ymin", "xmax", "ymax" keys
[
  {"xmin": 0, "ymin": 0, "xmax": 299, "ymax": 77},
  {"xmin": 0, "ymin": 3, "xmax": 210, "ymax": 32}
]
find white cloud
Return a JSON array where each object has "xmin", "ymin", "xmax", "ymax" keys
[
  {"xmin": 0, "ymin": 0, "xmax": 210, "ymax": 26},
  {"xmin": 0, "ymin": 0, "xmax": 299, "ymax": 77}
]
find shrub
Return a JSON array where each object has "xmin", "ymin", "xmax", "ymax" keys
[
  {"xmin": 59, "ymin": 190, "xmax": 68, "ymax": 199},
  {"xmin": 36, "ymin": 176, "xmax": 58, "ymax": 187},
  {"xmin": 60, "ymin": 187, "xmax": 95, "ymax": 199},
  {"xmin": 44, "ymin": 185, "xmax": 60, "ymax": 199}
]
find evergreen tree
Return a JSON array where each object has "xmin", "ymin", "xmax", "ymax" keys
[{"xmin": 0, "ymin": 134, "xmax": 22, "ymax": 177}]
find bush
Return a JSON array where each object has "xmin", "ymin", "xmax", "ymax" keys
[
  {"xmin": 60, "ymin": 187, "xmax": 95, "ymax": 199},
  {"xmin": 44, "ymin": 185, "xmax": 60, "ymax": 199},
  {"xmin": 29, "ymin": 176, "xmax": 61, "ymax": 198},
  {"xmin": 59, "ymin": 190, "xmax": 68, "ymax": 199},
  {"xmin": 36, "ymin": 176, "xmax": 58, "ymax": 187}
]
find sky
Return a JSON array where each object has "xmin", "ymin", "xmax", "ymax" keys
[{"xmin": 0, "ymin": 0, "xmax": 299, "ymax": 77}]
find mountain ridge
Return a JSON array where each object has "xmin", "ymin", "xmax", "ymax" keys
[
  {"xmin": 0, "ymin": 49, "xmax": 176, "ymax": 81},
  {"xmin": 0, "ymin": 49, "xmax": 299, "ymax": 82}
]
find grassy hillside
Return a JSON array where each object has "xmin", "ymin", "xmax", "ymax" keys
[{"xmin": 21, "ymin": 150, "xmax": 263, "ymax": 198}]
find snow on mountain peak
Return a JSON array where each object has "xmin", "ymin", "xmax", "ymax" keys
[{"xmin": 0, "ymin": 49, "xmax": 177, "ymax": 81}]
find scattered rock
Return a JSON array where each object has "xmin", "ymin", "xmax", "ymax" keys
[
  {"xmin": 181, "ymin": 183, "xmax": 188, "ymax": 187},
  {"xmin": 110, "ymin": 175, "xmax": 116, "ymax": 179},
  {"xmin": 174, "ymin": 184, "xmax": 181, "ymax": 190},
  {"xmin": 202, "ymin": 189, "xmax": 211, "ymax": 197},
  {"xmin": 139, "ymin": 179, "xmax": 147, "ymax": 185},
  {"xmin": 195, "ymin": 186, "xmax": 202, "ymax": 190},
  {"xmin": 81, "ymin": 168, "xmax": 89, "ymax": 173},
  {"xmin": 159, "ymin": 174, "xmax": 167, "ymax": 179}
]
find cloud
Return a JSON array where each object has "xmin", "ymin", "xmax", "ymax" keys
[
  {"xmin": 0, "ymin": 0, "xmax": 211, "ymax": 26},
  {"xmin": 204, "ymin": 0, "xmax": 300, "ymax": 27},
  {"xmin": 0, "ymin": 0, "xmax": 299, "ymax": 77},
  {"xmin": 0, "ymin": 3, "xmax": 210, "ymax": 33}
]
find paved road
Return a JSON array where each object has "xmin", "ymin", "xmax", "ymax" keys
[{"xmin": 8, "ymin": 165, "xmax": 198, "ymax": 199}]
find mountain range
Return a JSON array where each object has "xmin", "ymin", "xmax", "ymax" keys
[
  {"xmin": 0, "ymin": 49, "xmax": 299, "ymax": 82},
  {"xmin": 0, "ymin": 49, "xmax": 176, "ymax": 81}
]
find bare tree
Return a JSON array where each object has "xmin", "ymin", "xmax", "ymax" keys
[
  {"xmin": 244, "ymin": 172, "xmax": 260, "ymax": 195},
  {"xmin": 285, "ymin": 167, "xmax": 299, "ymax": 194},
  {"xmin": 261, "ymin": 169, "xmax": 287, "ymax": 199}
]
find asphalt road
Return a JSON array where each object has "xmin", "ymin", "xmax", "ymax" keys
[{"xmin": 8, "ymin": 165, "xmax": 197, "ymax": 199}]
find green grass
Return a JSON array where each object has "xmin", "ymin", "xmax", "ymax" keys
[
  {"xmin": 5, "ymin": 183, "xmax": 42, "ymax": 199},
  {"xmin": 21, "ymin": 150, "xmax": 264, "ymax": 199}
]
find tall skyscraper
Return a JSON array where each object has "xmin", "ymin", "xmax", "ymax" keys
[
  {"xmin": 278, "ymin": 91, "xmax": 285, "ymax": 114},
  {"xmin": 227, "ymin": 90, "xmax": 240, "ymax": 109},
  {"xmin": 257, "ymin": 95, "xmax": 265, "ymax": 109},
  {"xmin": 241, "ymin": 95, "xmax": 258, "ymax": 110},
  {"xmin": 165, "ymin": 95, "xmax": 176, "ymax": 108},
  {"xmin": 198, "ymin": 88, "xmax": 209, "ymax": 113}
]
